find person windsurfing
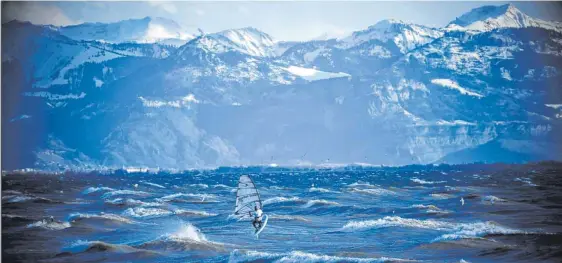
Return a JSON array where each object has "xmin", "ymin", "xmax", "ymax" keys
[
  {"xmin": 234, "ymin": 175, "xmax": 269, "ymax": 237},
  {"xmin": 251, "ymin": 206, "xmax": 264, "ymax": 230}
]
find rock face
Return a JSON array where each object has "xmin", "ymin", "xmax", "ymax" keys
[{"xmin": 2, "ymin": 4, "xmax": 562, "ymax": 170}]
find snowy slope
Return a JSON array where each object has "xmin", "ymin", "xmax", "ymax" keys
[
  {"xmin": 58, "ymin": 17, "xmax": 195, "ymax": 45},
  {"xmin": 338, "ymin": 19, "xmax": 443, "ymax": 53},
  {"xmin": 446, "ymin": 4, "xmax": 562, "ymax": 33},
  {"xmin": 179, "ymin": 27, "xmax": 277, "ymax": 57}
]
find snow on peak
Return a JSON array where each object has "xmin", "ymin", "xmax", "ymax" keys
[
  {"xmin": 283, "ymin": 66, "xmax": 351, "ymax": 82},
  {"xmin": 430, "ymin": 79, "xmax": 484, "ymax": 98},
  {"xmin": 180, "ymin": 27, "xmax": 276, "ymax": 57},
  {"xmin": 58, "ymin": 16, "xmax": 195, "ymax": 45},
  {"xmin": 446, "ymin": 4, "xmax": 562, "ymax": 32},
  {"xmin": 370, "ymin": 19, "xmax": 407, "ymax": 30},
  {"xmin": 338, "ymin": 20, "xmax": 443, "ymax": 53}
]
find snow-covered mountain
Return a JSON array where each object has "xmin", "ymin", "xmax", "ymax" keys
[
  {"xmin": 178, "ymin": 27, "xmax": 277, "ymax": 57},
  {"xmin": 2, "ymin": 4, "xmax": 562, "ymax": 171},
  {"xmin": 58, "ymin": 16, "xmax": 195, "ymax": 46},
  {"xmin": 338, "ymin": 19, "xmax": 443, "ymax": 54},
  {"xmin": 446, "ymin": 4, "xmax": 562, "ymax": 32}
]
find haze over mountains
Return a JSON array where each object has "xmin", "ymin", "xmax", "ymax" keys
[{"xmin": 2, "ymin": 4, "xmax": 562, "ymax": 170}]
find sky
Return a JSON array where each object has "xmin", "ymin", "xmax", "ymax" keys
[{"xmin": 3, "ymin": 1, "xmax": 562, "ymax": 41}]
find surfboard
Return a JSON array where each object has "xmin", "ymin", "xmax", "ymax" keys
[{"xmin": 255, "ymin": 214, "xmax": 268, "ymax": 238}]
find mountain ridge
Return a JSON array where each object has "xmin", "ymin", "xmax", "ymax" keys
[{"xmin": 2, "ymin": 4, "xmax": 562, "ymax": 170}]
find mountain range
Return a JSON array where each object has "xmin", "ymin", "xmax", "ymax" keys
[{"xmin": 2, "ymin": 4, "xmax": 562, "ymax": 171}]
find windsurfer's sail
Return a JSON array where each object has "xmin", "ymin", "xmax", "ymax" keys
[{"xmin": 234, "ymin": 175, "xmax": 262, "ymax": 220}]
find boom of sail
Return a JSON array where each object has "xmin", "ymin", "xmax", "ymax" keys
[{"xmin": 234, "ymin": 175, "xmax": 262, "ymax": 220}]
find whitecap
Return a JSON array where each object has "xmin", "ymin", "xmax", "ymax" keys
[
  {"xmin": 101, "ymin": 189, "xmax": 151, "ymax": 199},
  {"xmin": 174, "ymin": 209, "xmax": 217, "ymax": 217},
  {"xmin": 409, "ymin": 204, "xmax": 449, "ymax": 214},
  {"xmin": 350, "ymin": 188, "xmax": 396, "ymax": 196},
  {"xmin": 123, "ymin": 207, "xmax": 173, "ymax": 218},
  {"xmin": 105, "ymin": 198, "xmax": 162, "ymax": 207},
  {"xmin": 348, "ymin": 182, "xmax": 375, "ymax": 188},
  {"xmin": 167, "ymin": 223, "xmax": 209, "ymax": 242},
  {"xmin": 188, "ymin": 183, "xmax": 209, "ymax": 189},
  {"xmin": 139, "ymin": 223, "xmax": 226, "ymax": 252},
  {"xmin": 27, "ymin": 219, "xmax": 71, "ymax": 230},
  {"xmin": 302, "ymin": 199, "xmax": 340, "ymax": 208},
  {"xmin": 2, "ymin": 195, "xmax": 35, "ymax": 203},
  {"xmin": 430, "ymin": 193, "xmax": 455, "ymax": 199},
  {"xmin": 342, "ymin": 216, "xmax": 527, "ymax": 241},
  {"xmin": 308, "ymin": 187, "xmax": 339, "ymax": 193},
  {"xmin": 514, "ymin": 177, "xmax": 537, "ymax": 187},
  {"xmin": 228, "ymin": 249, "xmax": 414, "ymax": 263},
  {"xmin": 482, "ymin": 195, "xmax": 507, "ymax": 203},
  {"xmin": 411, "ymin": 178, "xmax": 446, "ymax": 185},
  {"xmin": 263, "ymin": 197, "xmax": 301, "ymax": 205},
  {"xmin": 156, "ymin": 193, "xmax": 215, "ymax": 202},
  {"xmin": 141, "ymin": 181, "xmax": 166, "ymax": 189},
  {"xmin": 212, "ymin": 184, "xmax": 233, "ymax": 189},
  {"xmin": 409, "ymin": 204, "xmax": 439, "ymax": 210},
  {"xmin": 343, "ymin": 216, "xmax": 452, "ymax": 231},
  {"xmin": 434, "ymin": 221, "xmax": 524, "ymax": 241},
  {"xmin": 82, "ymin": 186, "xmax": 114, "ymax": 194},
  {"xmin": 69, "ymin": 212, "xmax": 135, "ymax": 224}
]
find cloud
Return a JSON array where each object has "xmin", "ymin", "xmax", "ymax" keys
[
  {"xmin": 2, "ymin": 2, "xmax": 76, "ymax": 26},
  {"xmin": 148, "ymin": 1, "xmax": 177, "ymax": 14}
]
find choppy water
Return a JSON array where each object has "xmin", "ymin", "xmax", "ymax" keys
[{"xmin": 3, "ymin": 163, "xmax": 562, "ymax": 263}]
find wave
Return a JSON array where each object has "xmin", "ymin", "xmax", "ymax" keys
[
  {"xmin": 482, "ymin": 195, "xmax": 507, "ymax": 203},
  {"xmin": 269, "ymin": 214, "xmax": 311, "ymax": 222},
  {"xmin": 343, "ymin": 216, "xmax": 451, "ymax": 231},
  {"xmin": 188, "ymin": 183, "xmax": 209, "ymax": 189},
  {"xmin": 342, "ymin": 216, "xmax": 528, "ymax": 241},
  {"xmin": 156, "ymin": 193, "xmax": 216, "ymax": 203},
  {"xmin": 430, "ymin": 193, "xmax": 455, "ymax": 199},
  {"xmin": 514, "ymin": 177, "xmax": 537, "ymax": 187},
  {"xmin": 101, "ymin": 190, "xmax": 151, "ymax": 199},
  {"xmin": 2, "ymin": 194, "xmax": 60, "ymax": 204},
  {"xmin": 410, "ymin": 204, "xmax": 440, "ymax": 210},
  {"xmin": 105, "ymin": 198, "xmax": 162, "ymax": 207},
  {"xmin": 263, "ymin": 197, "xmax": 301, "ymax": 205},
  {"xmin": 2, "ymin": 194, "xmax": 35, "ymax": 203},
  {"xmin": 228, "ymin": 250, "xmax": 415, "ymax": 263},
  {"xmin": 348, "ymin": 182, "xmax": 375, "ymax": 188},
  {"xmin": 174, "ymin": 209, "xmax": 217, "ymax": 217},
  {"xmin": 434, "ymin": 221, "xmax": 525, "ymax": 241},
  {"xmin": 302, "ymin": 199, "xmax": 340, "ymax": 208},
  {"xmin": 269, "ymin": 186, "xmax": 292, "ymax": 190},
  {"xmin": 212, "ymin": 184, "xmax": 233, "ymax": 189},
  {"xmin": 141, "ymin": 181, "xmax": 166, "ymax": 189},
  {"xmin": 409, "ymin": 204, "xmax": 450, "ymax": 214},
  {"xmin": 2, "ymin": 213, "xmax": 34, "ymax": 223},
  {"xmin": 82, "ymin": 186, "xmax": 114, "ymax": 194},
  {"xmin": 123, "ymin": 207, "xmax": 173, "ymax": 218},
  {"xmin": 349, "ymin": 188, "xmax": 396, "ymax": 196},
  {"xmin": 27, "ymin": 219, "xmax": 71, "ymax": 230},
  {"xmin": 411, "ymin": 178, "xmax": 446, "ymax": 185},
  {"xmin": 138, "ymin": 223, "xmax": 226, "ymax": 252},
  {"xmin": 309, "ymin": 187, "xmax": 339, "ymax": 193},
  {"xmin": 66, "ymin": 240, "xmax": 158, "ymax": 256},
  {"xmin": 69, "ymin": 212, "xmax": 136, "ymax": 224}
]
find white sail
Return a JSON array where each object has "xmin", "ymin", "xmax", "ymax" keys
[{"xmin": 234, "ymin": 175, "xmax": 262, "ymax": 220}]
